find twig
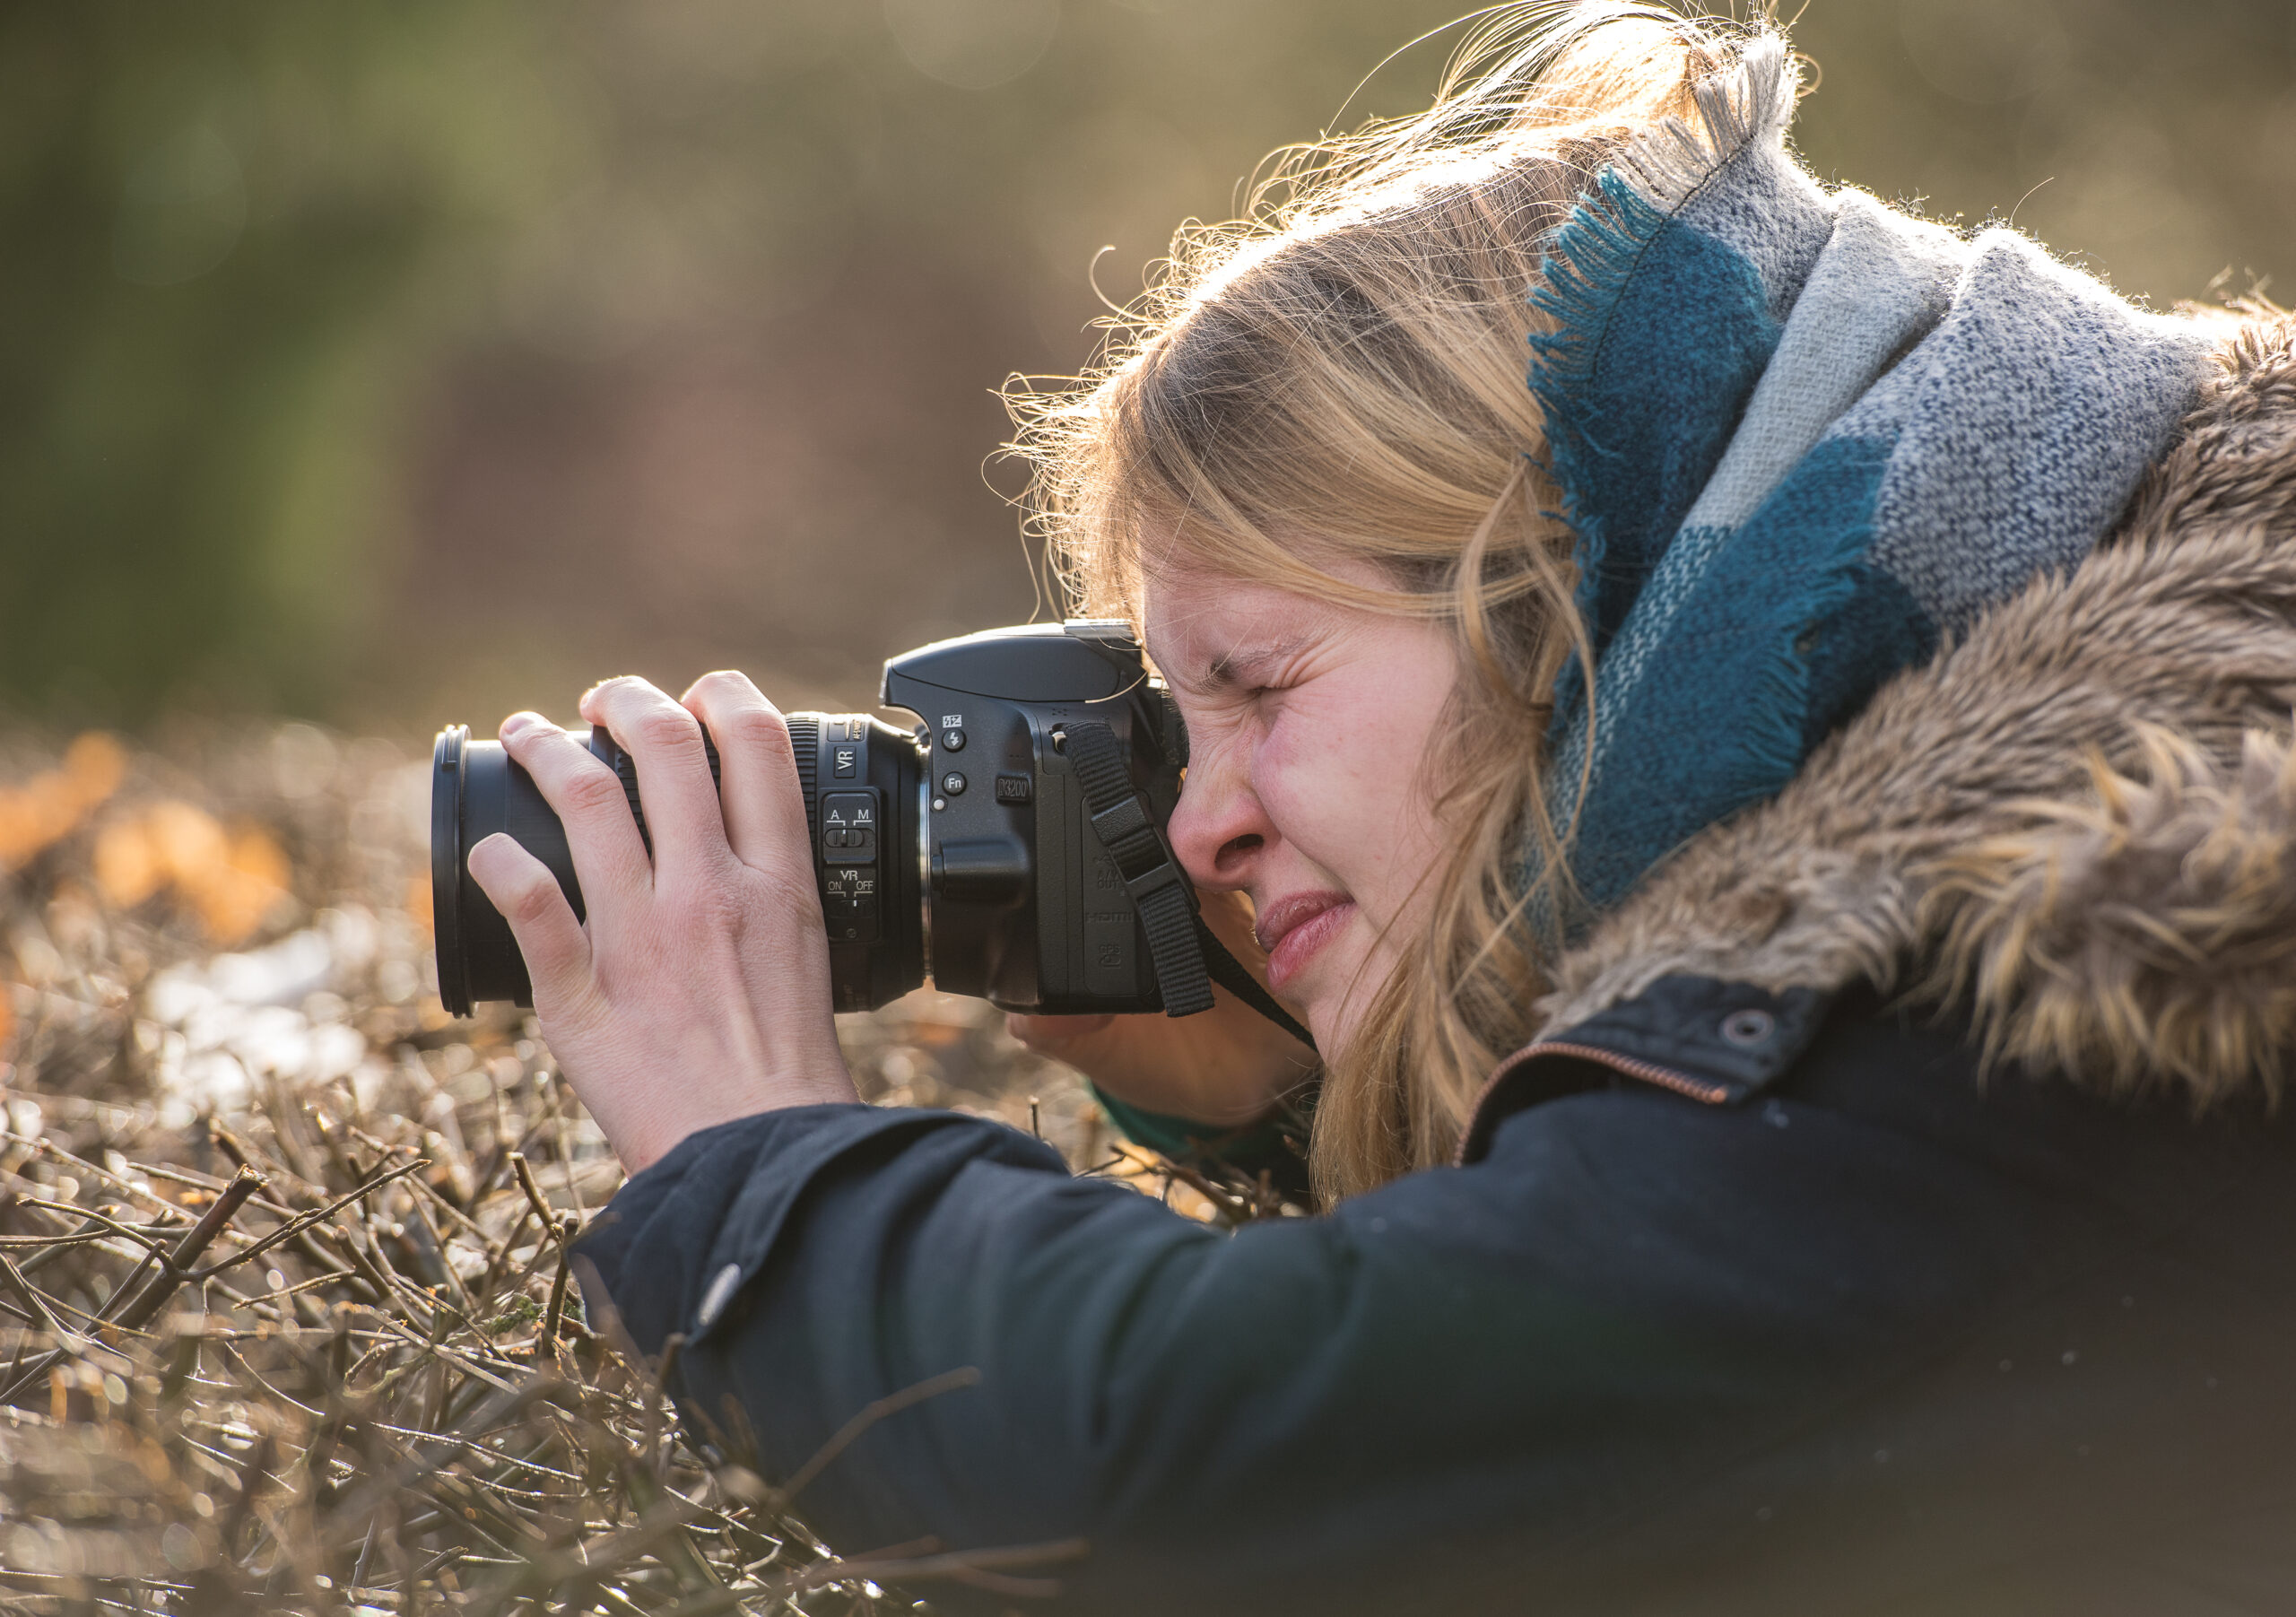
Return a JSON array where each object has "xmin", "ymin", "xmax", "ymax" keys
[
  {"xmin": 641, "ymin": 1333, "xmax": 683, "ymax": 1482},
  {"xmin": 403, "ymin": 1183, "xmax": 475, "ymax": 1314},
  {"xmin": 5, "ymin": 1199, "xmax": 178, "ymax": 1261},
  {"xmin": 767, "ymin": 1368, "xmax": 983, "ymax": 1511},
  {"xmin": 1, "ymin": 1133, "xmax": 188, "ymax": 1220},
  {"xmin": 465, "ymin": 1498, "xmax": 700, "ymax": 1617},
  {"xmin": 0, "ymin": 1250, "xmax": 76, "ymax": 1347},
  {"xmin": 135, "ymin": 1160, "xmax": 299, "ymax": 1220},
  {"xmin": 112, "ymin": 1164, "xmax": 268, "ymax": 1330},
  {"xmin": 6, "ymin": 1213, "xmax": 106, "ymax": 1278},
  {"xmin": 326, "ymin": 1377, "xmax": 573, "ymax": 1538},
  {"xmin": 542, "ymin": 1213, "xmax": 578, "ymax": 1347},
  {"xmin": 472, "ymin": 1196, "xmax": 535, "ymax": 1303},
  {"xmin": 187, "ymin": 1159, "xmax": 429, "ymax": 1282},
  {"xmin": 509, "ymin": 1152, "xmax": 561, "ymax": 1245},
  {"xmin": 0, "ymin": 1166, "xmax": 266, "ymax": 1402}
]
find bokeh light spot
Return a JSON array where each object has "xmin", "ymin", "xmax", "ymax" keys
[{"xmin": 884, "ymin": 0, "xmax": 1059, "ymax": 91}]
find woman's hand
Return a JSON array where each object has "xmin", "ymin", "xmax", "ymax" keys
[
  {"xmin": 1008, "ymin": 891, "xmax": 1317, "ymax": 1126},
  {"xmin": 464, "ymin": 672, "xmax": 857, "ymax": 1174}
]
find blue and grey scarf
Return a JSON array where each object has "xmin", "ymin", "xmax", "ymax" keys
[{"xmin": 1531, "ymin": 34, "xmax": 2218, "ymax": 926}]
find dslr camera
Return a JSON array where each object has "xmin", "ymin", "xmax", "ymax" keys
[{"xmin": 431, "ymin": 622, "xmax": 1300, "ymax": 1039}]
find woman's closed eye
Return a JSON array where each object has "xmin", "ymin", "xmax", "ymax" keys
[
  {"xmin": 1235, "ymin": 655, "xmax": 1320, "ymax": 714},
  {"xmin": 1231, "ymin": 677, "xmax": 1303, "ymax": 731}
]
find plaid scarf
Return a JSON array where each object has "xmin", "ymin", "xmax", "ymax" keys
[{"xmin": 1530, "ymin": 34, "xmax": 2217, "ymax": 926}]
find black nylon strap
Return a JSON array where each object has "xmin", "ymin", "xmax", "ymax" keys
[
  {"xmin": 1196, "ymin": 918, "xmax": 1316, "ymax": 1051},
  {"xmin": 1062, "ymin": 721, "xmax": 1213, "ymax": 1017},
  {"xmin": 1062, "ymin": 720, "xmax": 1315, "ymax": 1051}
]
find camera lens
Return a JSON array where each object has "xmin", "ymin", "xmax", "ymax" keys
[
  {"xmin": 430, "ymin": 715, "xmax": 926, "ymax": 1016},
  {"xmin": 430, "ymin": 724, "xmax": 578, "ymax": 1017}
]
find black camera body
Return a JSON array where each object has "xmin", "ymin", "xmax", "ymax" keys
[
  {"xmin": 431, "ymin": 621, "xmax": 1189, "ymax": 1019},
  {"xmin": 887, "ymin": 619, "xmax": 1187, "ymax": 1015}
]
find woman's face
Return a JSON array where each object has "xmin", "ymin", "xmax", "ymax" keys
[{"xmin": 1146, "ymin": 561, "xmax": 1459, "ymax": 1056}]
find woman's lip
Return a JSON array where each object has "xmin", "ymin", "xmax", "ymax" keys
[{"xmin": 1257, "ymin": 891, "xmax": 1352, "ymax": 993}]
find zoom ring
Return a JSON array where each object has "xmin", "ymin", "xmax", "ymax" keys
[{"xmin": 790, "ymin": 716, "xmax": 820, "ymax": 843}]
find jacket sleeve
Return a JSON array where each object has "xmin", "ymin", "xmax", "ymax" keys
[{"xmin": 574, "ymin": 1082, "xmax": 2048, "ymax": 1613}]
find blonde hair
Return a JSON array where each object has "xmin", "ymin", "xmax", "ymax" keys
[{"xmin": 1010, "ymin": 4, "xmax": 1756, "ymax": 1202}]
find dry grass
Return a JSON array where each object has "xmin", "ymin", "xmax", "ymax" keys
[{"xmin": 0, "ymin": 722, "xmax": 1261, "ymax": 1614}]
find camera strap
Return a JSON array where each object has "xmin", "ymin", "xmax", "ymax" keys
[
  {"xmin": 1195, "ymin": 917, "xmax": 1318, "ymax": 1054},
  {"xmin": 1059, "ymin": 722, "xmax": 1316, "ymax": 1053}
]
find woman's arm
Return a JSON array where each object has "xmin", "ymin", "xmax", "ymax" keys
[{"xmin": 576, "ymin": 1075, "xmax": 2032, "ymax": 1616}]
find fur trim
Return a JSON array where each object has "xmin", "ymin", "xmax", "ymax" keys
[{"xmin": 1537, "ymin": 315, "xmax": 2296, "ymax": 1107}]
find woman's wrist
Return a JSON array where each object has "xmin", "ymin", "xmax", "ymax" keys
[{"xmin": 575, "ymin": 1057, "xmax": 860, "ymax": 1175}]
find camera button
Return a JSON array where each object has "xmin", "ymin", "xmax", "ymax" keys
[
  {"xmin": 942, "ymin": 771, "xmax": 968, "ymax": 796},
  {"xmin": 941, "ymin": 728, "xmax": 966, "ymax": 752}
]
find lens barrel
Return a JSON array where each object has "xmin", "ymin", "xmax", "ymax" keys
[
  {"xmin": 431, "ymin": 716, "xmax": 926, "ymax": 1017},
  {"xmin": 431, "ymin": 724, "xmax": 576, "ymax": 1018}
]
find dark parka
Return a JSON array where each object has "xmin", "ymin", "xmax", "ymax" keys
[{"xmin": 579, "ymin": 319, "xmax": 2296, "ymax": 1616}]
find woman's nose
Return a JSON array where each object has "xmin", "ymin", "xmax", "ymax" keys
[{"xmin": 1165, "ymin": 740, "xmax": 1272, "ymax": 892}]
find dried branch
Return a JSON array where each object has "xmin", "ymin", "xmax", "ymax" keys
[{"xmin": 0, "ymin": 723, "xmax": 1169, "ymax": 1614}]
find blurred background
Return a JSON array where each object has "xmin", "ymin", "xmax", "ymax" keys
[
  {"xmin": 5, "ymin": 4, "xmax": 2295, "ymax": 1587},
  {"xmin": 3, "ymin": 0, "xmax": 2292, "ymax": 736}
]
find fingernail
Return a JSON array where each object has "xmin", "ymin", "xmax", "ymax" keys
[{"xmin": 501, "ymin": 712, "xmax": 536, "ymax": 740}]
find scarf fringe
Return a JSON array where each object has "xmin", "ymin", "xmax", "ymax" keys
[
  {"xmin": 1522, "ymin": 167, "xmax": 1665, "ymax": 845},
  {"xmin": 1613, "ymin": 32, "xmax": 1796, "ymax": 210},
  {"xmin": 1526, "ymin": 32, "xmax": 1802, "ymax": 668},
  {"xmin": 1526, "ymin": 29, "xmax": 1799, "ymax": 427}
]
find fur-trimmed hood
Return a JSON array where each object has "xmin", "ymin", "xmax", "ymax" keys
[{"xmin": 1528, "ymin": 314, "xmax": 2296, "ymax": 1109}]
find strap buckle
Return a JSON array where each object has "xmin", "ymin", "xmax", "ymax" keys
[{"xmin": 1122, "ymin": 856, "xmax": 1187, "ymax": 905}]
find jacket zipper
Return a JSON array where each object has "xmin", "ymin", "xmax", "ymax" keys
[{"xmin": 1455, "ymin": 1040, "xmax": 1732, "ymax": 1165}]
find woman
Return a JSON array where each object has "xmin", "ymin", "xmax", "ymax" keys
[{"xmin": 468, "ymin": 7, "xmax": 2296, "ymax": 1612}]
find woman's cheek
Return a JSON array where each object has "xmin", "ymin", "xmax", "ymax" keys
[{"xmin": 1251, "ymin": 724, "xmax": 1325, "ymax": 854}]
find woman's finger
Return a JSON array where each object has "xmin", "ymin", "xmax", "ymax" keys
[
  {"xmin": 578, "ymin": 676, "xmax": 727, "ymax": 883},
  {"xmin": 466, "ymin": 831, "xmax": 593, "ymax": 1006},
  {"xmin": 498, "ymin": 714, "xmax": 652, "ymax": 918},
  {"xmin": 680, "ymin": 671, "xmax": 810, "ymax": 876}
]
